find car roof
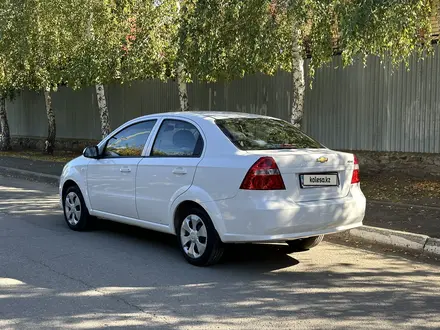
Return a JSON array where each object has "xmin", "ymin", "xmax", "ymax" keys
[{"xmin": 135, "ymin": 111, "xmax": 276, "ymax": 121}]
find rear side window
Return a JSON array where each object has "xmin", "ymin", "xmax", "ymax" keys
[
  {"xmin": 215, "ymin": 118, "xmax": 322, "ymax": 150},
  {"xmin": 151, "ymin": 119, "xmax": 204, "ymax": 157}
]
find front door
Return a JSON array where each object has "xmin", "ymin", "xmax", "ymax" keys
[
  {"xmin": 87, "ymin": 119, "xmax": 157, "ymax": 218},
  {"xmin": 136, "ymin": 118, "xmax": 204, "ymax": 224}
]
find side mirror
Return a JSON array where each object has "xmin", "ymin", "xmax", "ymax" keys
[{"xmin": 83, "ymin": 146, "xmax": 100, "ymax": 159}]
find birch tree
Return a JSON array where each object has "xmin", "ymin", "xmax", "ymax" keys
[
  {"xmin": 90, "ymin": 8, "xmax": 111, "ymax": 139},
  {"xmin": 290, "ymin": 0, "xmax": 433, "ymax": 128},
  {"xmin": 33, "ymin": 0, "xmax": 71, "ymax": 154},
  {"xmin": 0, "ymin": 61, "xmax": 20, "ymax": 151},
  {"xmin": 63, "ymin": 1, "xmax": 177, "ymax": 132},
  {"xmin": 176, "ymin": 0, "xmax": 189, "ymax": 111},
  {"xmin": 0, "ymin": 0, "xmax": 75, "ymax": 153},
  {"xmin": 0, "ymin": 81, "xmax": 13, "ymax": 151},
  {"xmin": 0, "ymin": 46, "xmax": 14, "ymax": 152},
  {"xmin": 0, "ymin": 97, "xmax": 10, "ymax": 151},
  {"xmin": 64, "ymin": 0, "xmax": 124, "ymax": 139},
  {"xmin": 0, "ymin": 3, "xmax": 19, "ymax": 151},
  {"xmin": 86, "ymin": 5, "xmax": 112, "ymax": 139},
  {"xmin": 0, "ymin": 1, "xmax": 31, "ymax": 150},
  {"xmin": 89, "ymin": 12, "xmax": 111, "ymax": 139},
  {"xmin": 291, "ymin": 26, "xmax": 305, "ymax": 128},
  {"xmin": 62, "ymin": 0, "xmax": 121, "ymax": 139}
]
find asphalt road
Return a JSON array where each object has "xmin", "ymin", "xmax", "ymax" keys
[{"xmin": 0, "ymin": 176, "xmax": 439, "ymax": 329}]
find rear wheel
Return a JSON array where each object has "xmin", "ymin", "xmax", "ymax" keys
[
  {"xmin": 177, "ymin": 207, "xmax": 224, "ymax": 266},
  {"xmin": 286, "ymin": 235, "xmax": 324, "ymax": 251},
  {"xmin": 63, "ymin": 185, "xmax": 93, "ymax": 231}
]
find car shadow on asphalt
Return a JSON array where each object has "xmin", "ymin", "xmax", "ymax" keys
[{"xmin": 97, "ymin": 220, "xmax": 301, "ymax": 272}]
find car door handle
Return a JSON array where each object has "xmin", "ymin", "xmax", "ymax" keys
[
  {"xmin": 172, "ymin": 167, "xmax": 187, "ymax": 175},
  {"xmin": 120, "ymin": 167, "xmax": 131, "ymax": 173}
]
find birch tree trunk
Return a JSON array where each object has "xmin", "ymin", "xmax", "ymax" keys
[
  {"xmin": 291, "ymin": 28, "xmax": 305, "ymax": 129},
  {"xmin": 176, "ymin": 0, "xmax": 189, "ymax": 112},
  {"xmin": 44, "ymin": 88, "xmax": 56, "ymax": 154},
  {"xmin": 437, "ymin": 1, "xmax": 440, "ymax": 37},
  {"xmin": 0, "ymin": 97, "xmax": 11, "ymax": 151},
  {"xmin": 87, "ymin": 13, "xmax": 111, "ymax": 138},
  {"xmin": 95, "ymin": 84, "xmax": 111, "ymax": 138},
  {"xmin": 177, "ymin": 62, "xmax": 189, "ymax": 111}
]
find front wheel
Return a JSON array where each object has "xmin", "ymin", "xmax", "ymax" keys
[
  {"xmin": 177, "ymin": 207, "xmax": 224, "ymax": 266},
  {"xmin": 63, "ymin": 185, "xmax": 93, "ymax": 231},
  {"xmin": 286, "ymin": 235, "xmax": 324, "ymax": 251}
]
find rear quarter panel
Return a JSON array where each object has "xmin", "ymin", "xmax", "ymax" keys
[
  {"xmin": 190, "ymin": 116, "xmax": 261, "ymax": 202},
  {"xmin": 191, "ymin": 154, "xmax": 258, "ymax": 201}
]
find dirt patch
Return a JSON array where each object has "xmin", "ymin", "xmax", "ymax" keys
[
  {"xmin": 361, "ymin": 171, "xmax": 440, "ymax": 207},
  {"xmin": 0, "ymin": 150, "xmax": 81, "ymax": 163}
]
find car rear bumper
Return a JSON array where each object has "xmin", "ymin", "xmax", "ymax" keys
[{"xmin": 201, "ymin": 186, "xmax": 366, "ymax": 243}]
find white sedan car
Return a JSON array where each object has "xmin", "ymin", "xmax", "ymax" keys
[{"xmin": 59, "ymin": 112, "xmax": 366, "ymax": 266}]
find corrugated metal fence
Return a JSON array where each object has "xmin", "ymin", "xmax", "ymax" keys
[
  {"xmin": 5, "ymin": 45, "xmax": 440, "ymax": 153},
  {"xmin": 6, "ymin": 71, "xmax": 293, "ymax": 141},
  {"xmin": 303, "ymin": 46, "xmax": 440, "ymax": 153}
]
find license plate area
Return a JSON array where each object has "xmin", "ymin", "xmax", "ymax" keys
[{"xmin": 300, "ymin": 172, "xmax": 339, "ymax": 188}]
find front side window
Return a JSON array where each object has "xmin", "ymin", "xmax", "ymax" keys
[
  {"xmin": 104, "ymin": 120, "xmax": 157, "ymax": 157},
  {"xmin": 215, "ymin": 117, "xmax": 323, "ymax": 150},
  {"xmin": 151, "ymin": 119, "xmax": 204, "ymax": 157}
]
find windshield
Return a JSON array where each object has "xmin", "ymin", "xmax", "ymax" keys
[{"xmin": 215, "ymin": 117, "xmax": 323, "ymax": 150}]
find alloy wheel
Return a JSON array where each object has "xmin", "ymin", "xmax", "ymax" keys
[
  {"xmin": 65, "ymin": 192, "xmax": 81, "ymax": 226},
  {"xmin": 180, "ymin": 214, "xmax": 208, "ymax": 258}
]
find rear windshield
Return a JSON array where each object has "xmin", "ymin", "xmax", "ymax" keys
[{"xmin": 215, "ymin": 117, "xmax": 323, "ymax": 150}]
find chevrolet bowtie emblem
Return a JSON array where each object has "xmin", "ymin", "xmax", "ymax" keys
[{"xmin": 317, "ymin": 156, "xmax": 328, "ymax": 163}]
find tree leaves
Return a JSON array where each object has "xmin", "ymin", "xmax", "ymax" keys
[
  {"xmin": 178, "ymin": 0, "xmax": 298, "ymax": 82},
  {"xmin": 173, "ymin": 0, "xmax": 433, "ymax": 83},
  {"xmin": 0, "ymin": 0, "xmax": 74, "ymax": 92},
  {"xmin": 0, "ymin": 0, "xmax": 434, "ymax": 95},
  {"xmin": 306, "ymin": 0, "xmax": 433, "ymax": 76}
]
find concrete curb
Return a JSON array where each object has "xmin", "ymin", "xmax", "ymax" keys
[
  {"xmin": 334, "ymin": 225, "xmax": 440, "ymax": 257},
  {"xmin": 368, "ymin": 199, "xmax": 440, "ymax": 211},
  {"xmin": 0, "ymin": 166, "xmax": 59, "ymax": 186},
  {"xmin": 424, "ymin": 237, "xmax": 440, "ymax": 256}
]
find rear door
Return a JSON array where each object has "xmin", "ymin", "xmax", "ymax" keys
[
  {"xmin": 87, "ymin": 119, "xmax": 157, "ymax": 218},
  {"xmin": 136, "ymin": 118, "xmax": 204, "ymax": 224}
]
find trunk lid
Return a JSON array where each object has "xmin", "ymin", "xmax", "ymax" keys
[{"xmin": 246, "ymin": 149, "xmax": 354, "ymax": 202}]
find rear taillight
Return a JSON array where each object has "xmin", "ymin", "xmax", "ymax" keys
[
  {"xmin": 240, "ymin": 157, "xmax": 286, "ymax": 190},
  {"xmin": 351, "ymin": 154, "xmax": 360, "ymax": 184}
]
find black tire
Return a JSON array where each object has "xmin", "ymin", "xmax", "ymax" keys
[
  {"xmin": 286, "ymin": 235, "xmax": 324, "ymax": 251},
  {"xmin": 62, "ymin": 185, "xmax": 93, "ymax": 231},
  {"xmin": 177, "ymin": 207, "xmax": 224, "ymax": 266}
]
